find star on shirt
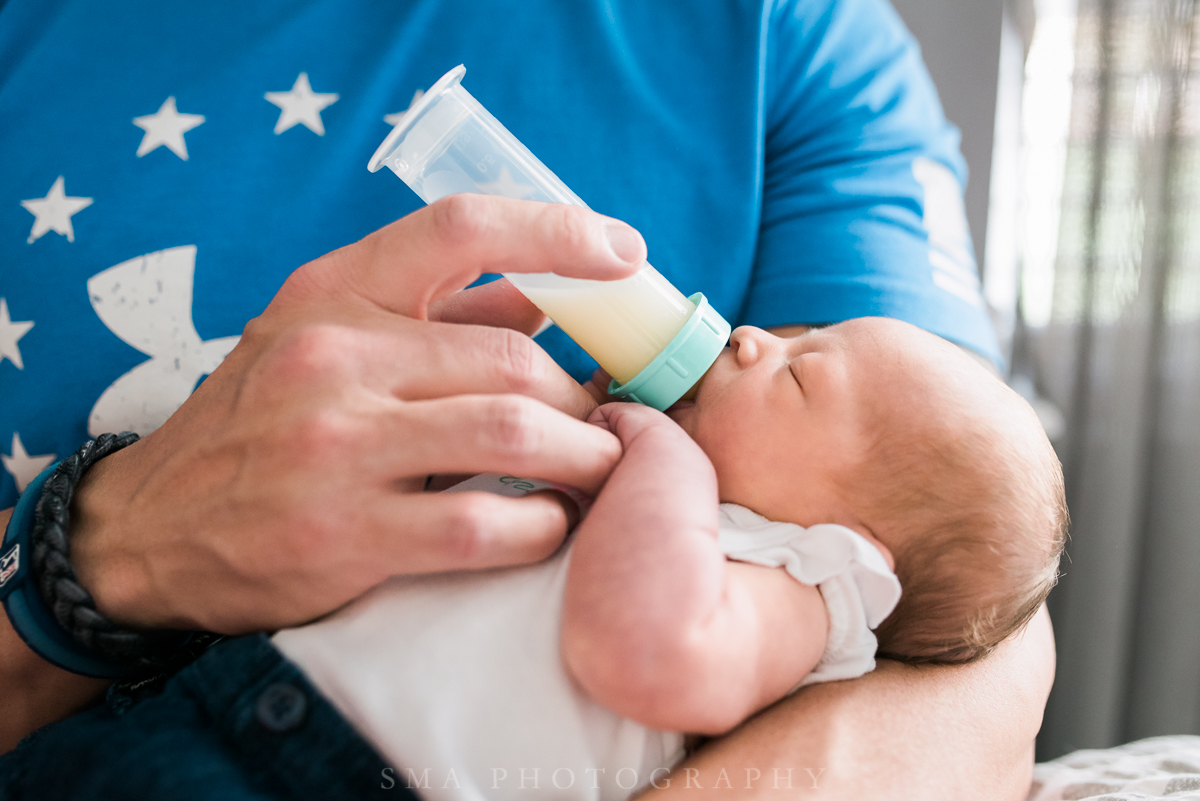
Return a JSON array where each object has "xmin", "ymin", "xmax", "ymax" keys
[
  {"xmin": 0, "ymin": 299, "xmax": 34, "ymax": 370},
  {"xmin": 478, "ymin": 166, "xmax": 537, "ymax": 199},
  {"xmin": 20, "ymin": 176, "xmax": 93, "ymax": 244},
  {"xmin": 2, "ymin": 433, "xmax": 55, "ymax": 494},
  {"xmin": 265, "ymin": 73, "xmax": 339, "ymax": 136},
  {"xmin": 383, "ymin": 89, "xmax": 425, "ymax": 126},
  {"xmin": 133, "ymin": 96, "xmax": 206, "ymax": 160}
]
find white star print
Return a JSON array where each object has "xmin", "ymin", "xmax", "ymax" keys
[
  {"xmin": 133, "ymin": 96, "xmax": 205, "ymax": 160},
  {"xmin": 2, "ymin": 433, "xmax": 55, "ymax": 494},
  {"xmin": 383, "ymin": 89, "xmax": 424, "ymax": 126},
  {"xmin": 0, "ymin": 299, "xmax": 34, "ymax": 370},
  {"xmin": 265, "ymin": 73, "xmax": 339, "ymax": 136},
  {"xmin": 20, "ymin": 176, "xmax": 93, "ymax": 244},
  {"xmin": 478, "ymin": 166, "xmax": 537, "ymax": 199}
]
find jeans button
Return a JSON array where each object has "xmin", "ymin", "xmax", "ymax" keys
[{"xmin": 256, "ymin": 682, "xmax": 308, "ymax": 733}]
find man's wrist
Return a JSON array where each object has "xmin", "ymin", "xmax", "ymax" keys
[
  {"xmin": 68, "ymin": 442, "xmax": 168, "ymax": 630},
  {"xmin": 2, "ymin": 434, "xmax": 203, "ymax": 677}
]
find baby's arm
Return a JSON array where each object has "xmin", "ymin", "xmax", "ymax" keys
[{"xmin": 561, "ymin": 403, "xmax": 829, "ymax": 735}]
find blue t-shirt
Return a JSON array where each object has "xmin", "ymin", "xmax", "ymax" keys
[{"xmin": 0, "ymin": 0, "xmax": 996, "ymax": 508}]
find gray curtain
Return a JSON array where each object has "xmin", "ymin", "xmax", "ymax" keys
[{"xmin": 1019, "ymin": 0, "xmax": 1200, "ymax": 761}]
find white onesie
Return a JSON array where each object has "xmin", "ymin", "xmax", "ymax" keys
[{"xmin": 272, "ymin": 474, "xmax": 901, "ymax": 801}]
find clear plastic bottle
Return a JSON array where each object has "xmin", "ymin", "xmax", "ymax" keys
[{"xmin": 368, "ymin": 65, "xmax": 729, "ymax": 409}]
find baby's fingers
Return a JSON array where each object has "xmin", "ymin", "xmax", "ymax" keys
[
  {"xmin": 588, "ymin": 402, "xmax": 680, "ymax": 445},
  {"xmin": 582, "ymin": 367, "xmax": 616, "ymax": 407}
]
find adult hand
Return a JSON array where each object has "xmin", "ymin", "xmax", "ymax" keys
[{"xmin": 67, "ymin": 194, "xmax": 646, "ymax": 634}]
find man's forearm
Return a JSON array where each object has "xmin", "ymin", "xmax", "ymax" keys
[
  {"xmin": 0, "ymin": 508, "xmax": 110, "ymax": 753},
  {"xmin": 641, "ymin": 605, "xmax": 1055, "ymax": 800}
]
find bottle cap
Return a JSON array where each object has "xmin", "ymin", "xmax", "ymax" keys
[
  {"xmin": 608, "ymin": 293, "xmax": 731, "ymax": 411},
  {"xmin": 368, "ymin": 65, "xmax": 467, "ymax": 174}
]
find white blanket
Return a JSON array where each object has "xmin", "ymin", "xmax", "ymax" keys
[{"xmin": 1029, "ymin": 736, "xmax": 1200, "ymax": 800}]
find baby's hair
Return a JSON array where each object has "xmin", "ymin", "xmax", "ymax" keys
[{"xmin": 847, "ymin": 368, "xmax": 1068, "ymax": 665}]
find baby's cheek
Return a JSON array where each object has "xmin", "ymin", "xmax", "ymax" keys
[
  {"xmin": 664, "ymin": 405, "xmax": 697, "ymax": 436},
  {"xmin": 705, "ymin": 447, "xmax": 762, "ymax": 507},
  {"xmin": 687, "ymin": 405, "xmax": 774, "ymax": 494}
]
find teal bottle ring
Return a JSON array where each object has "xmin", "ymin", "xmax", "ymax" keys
[{"xmin": 608, "ymin": 293, "xmax": 731, "ymax": 411}]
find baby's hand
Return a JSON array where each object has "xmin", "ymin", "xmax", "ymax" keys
[
  {"xmin": 581, "ymin": 367, "xmax": 616, "ymax": 406},
  {"xmin": 587, "ymin": 399, "xmax": 669, "ymax": 433},
  {"xmin": 587, "ymin": 402, "xmax": 709, "ymax": 483},
  {"xmin": 565, "ymin": 399, "xmax": 827, "ymax": 735}
]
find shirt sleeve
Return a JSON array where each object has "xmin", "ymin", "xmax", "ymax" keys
[{"xmin": 744, "ymin": 0, "xmax": 1001, "ymax": 369}]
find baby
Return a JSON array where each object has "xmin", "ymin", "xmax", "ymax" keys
[{"xmin": 273, "ymin": 317, "xmax": 1066, "ymax": 800}]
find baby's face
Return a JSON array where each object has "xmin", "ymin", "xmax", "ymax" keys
[{"xmin": 667, "ymin": 317, "xmax": 959, "ymax": 530}]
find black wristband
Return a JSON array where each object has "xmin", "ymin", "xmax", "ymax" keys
[{"xmin": 1, "ymin": 432, "xmax": 218, "ymax": 677}]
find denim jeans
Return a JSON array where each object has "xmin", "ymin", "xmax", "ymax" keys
[{"xmin": 0, "ymin": 634, "xmax": 415, "ymax": 800}]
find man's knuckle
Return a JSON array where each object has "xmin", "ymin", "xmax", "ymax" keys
[
  {"xmin": 271, "ymin": 324, "xmax": 354, "ymax": 383},
  {"xmin": 292, "ymin": 407, "xmax": 356, "ymax": 463},
  {"xmin": 445, "ymin": 496, "xmax": 495, "ymax": 561},
  {"xmin": 486, "ymin": 396, "xmax": 542, "ymax": 458},
  {"xmin": 552, "ymin": 205, "xmax": 593, "ymax": 254},
  {"xmin": 239, "ymin": 315, "xmax": 272, "ymax": 350},
  {"xmin": 430, "ymin": 194, "xmax": 489, "ymax": 247},
  {"xmin": 489, "ymin": 328, "xmax": 545, "ymax": 393}
]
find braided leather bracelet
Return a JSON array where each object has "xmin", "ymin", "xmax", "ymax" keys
[{"xmin": 2, "ymin": 432, "xmax": 215, "ymax": 677}]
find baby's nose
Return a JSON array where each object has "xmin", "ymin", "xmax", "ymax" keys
[{"xmin": 730, "ymin": 326, "xmax": 767, "ymax": 367}]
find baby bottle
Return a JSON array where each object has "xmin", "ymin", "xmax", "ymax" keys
[{"xmin": 368, "ymin": 65, "xmax": 730, "ymax": 411}]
